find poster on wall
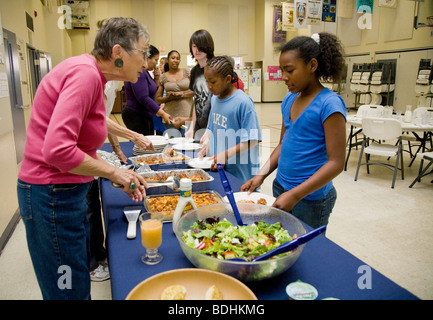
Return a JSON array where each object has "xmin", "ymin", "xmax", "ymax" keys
[
  {"xmin": 63, "ymin": 0, "xmax": 90, "ymax": 29},
  {"xmin": 267, "ymin": 66, "xmax": 282, "ymax": 81},
  {"xmin": 307, "ymin": 0, "xmax": 323, "ymax": 25},
  {"xmin": 273, "ymin": 5, "xmax": 286, "ymax": 43},
  {"xmin": 357, "ymin": 0, "xmax": 374, "ymax": 13},
  {"xmin": 322, "ymin": 0, "xmax": 337, "ymax": 23},
  {"xmin": 294, "ymin": 0, "xmax": 308, "ymax": 29},
  {"xmin": 282, "ymin": 2, "xmax": 295, "ymax": 31}
]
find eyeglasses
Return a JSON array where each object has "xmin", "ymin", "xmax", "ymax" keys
[{"xmin": 134, "ymin": 46, "xmax": 148, "ymax": 60}]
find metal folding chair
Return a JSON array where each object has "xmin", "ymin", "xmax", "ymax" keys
[{"xmin": 409, "ymin": 151, "xmax": 433, "ymax": 188}]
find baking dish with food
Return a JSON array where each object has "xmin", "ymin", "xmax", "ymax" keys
[
  {"xmin": 144, "ymin": 190, "xmax": 224, "ymax": 221},
  {"xmin": 129, "ymin": 151, "xmax": 192, "ymax": 171},
  {"xmin": 141, "ymin": 169, "xmax": 214, "ymax": 192}
]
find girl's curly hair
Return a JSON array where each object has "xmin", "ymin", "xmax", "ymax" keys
[{"xmin": 279, "ymin": 33, "xmax": 346, "ymax": 83}]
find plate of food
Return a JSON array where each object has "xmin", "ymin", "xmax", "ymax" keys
[
  {"xmin": 222, "ymin": 192, "xmax": 276, "ymax": 206},
  {"xmin": 125, "ymin": 268, "xmax": 257, "ymax": 300},
  {"xmin": 187, "ymin": 157, "xmax": 214, "ymax": 169}
]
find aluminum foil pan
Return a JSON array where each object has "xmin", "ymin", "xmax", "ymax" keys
[
  {"xmin": 97, "ymin": 150, "xmax": 123, "ymax": 168},
  {"xmin": 129, "ymin": 151, "xmax": 192, "ymax": 166},
  {"xmin": 140, "ymin": 169, "xmax": 214, "ymax": 187},
  {"xmin": 143, "ymin": 190, "xmax": 224, "ymax": 221}
]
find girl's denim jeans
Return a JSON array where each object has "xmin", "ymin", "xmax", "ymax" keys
[
  {"xmin": 17, "ymin": 179, "xmax": 92, "ymax": 300},
  {"xmin": 272, "ymin": 178, "xmax": 337, "ymax": 231}
]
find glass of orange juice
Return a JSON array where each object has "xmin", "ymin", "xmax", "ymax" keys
[{"xmin": 139, "ymin": 213, "xmax": 163, "ymax": 265}]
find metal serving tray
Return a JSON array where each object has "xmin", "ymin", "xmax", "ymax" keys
[
  {"xmin": 129, "ymin": 151, "xmax": 191, "ymax": 166},
  {"xmin": 143, "ymin": 190, "xmax": 224, "ymax": 221},
  {"xmin": 141, "ymin": 169, "xmax": 214, "ymax": 187}
]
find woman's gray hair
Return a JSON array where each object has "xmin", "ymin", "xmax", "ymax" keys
[{"xmin": 92, "ymin": 17, "xmax": 150, "ymax": 61}]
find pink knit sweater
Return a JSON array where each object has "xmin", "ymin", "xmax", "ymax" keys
[{"xmin": 18, "ymin": 54, "xmax": 108, "ymax": 184}]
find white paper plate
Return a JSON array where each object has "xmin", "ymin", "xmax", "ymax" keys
[
  {"xmin": 187, "ymin": 157, "xmax": 214, "ymax": 169},
  {"xmin": 133, "ymin": 144, "xmax": 165, "ymax": 155},
  {"xmin": 144, "ymin": 135, "xmax": 168, "ymax": 146},
  {"xmin": 223, "ymin": 192, "xmax": 276, "ymax": 206},
  {"xmin": 168, "ymin": 137, "xmax": 194, "ymax": 145},
  {"xmin": 172, "ymin": 142, "xmax": 202, "ymax": 151}
]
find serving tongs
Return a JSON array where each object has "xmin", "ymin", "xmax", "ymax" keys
[
  {"xmin": 230, "ymin": 225, "xmax": 326, "ymax": 262},
  {"xmin": 145, "ymin": 175, "xmax": 181, "ymax": 191},
  {"xmin": 216, "ymin": 163, "xmax": 245, "ymax": 226},
  {"xmin": 112, "ymin": 165, "xmax": 181, "ymax": 191}
]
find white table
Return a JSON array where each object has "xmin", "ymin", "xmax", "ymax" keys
[
  {"xmin": 347, "ymin": 115, "xmax": 433, "ymax": 133},
  {"xmin": 345, "ymin": 115, "xmax": 433, "ymax": 170}
]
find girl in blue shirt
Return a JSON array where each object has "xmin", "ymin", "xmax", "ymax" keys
[
  {"xmin": 199, "ymin": 56, "xmax": 261, "ymax": 182},
  {"xmin": 241, "ymin": 33, "xmax": 347, "ymax": 229}
]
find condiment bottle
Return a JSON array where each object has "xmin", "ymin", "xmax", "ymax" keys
[
  {"xmin": 172, "ymin": 178, "xmax": 197, "ymax": 233},
  {"xmin": 403, "ymin": 105, "xmax": 412, "ymax": 123}
]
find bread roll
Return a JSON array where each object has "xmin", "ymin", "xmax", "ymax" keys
[
  {"xmin": 160, "ymin": 285, "xmax": 187, "ymax": 300},
  {"xmin": 205, "ymin": 285, "xmax": 223, "ymax": 300}
]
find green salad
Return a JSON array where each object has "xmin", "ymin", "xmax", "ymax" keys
[{"xmin": 182, "ymin": 217, "xmax": 295, "ymax": 261}]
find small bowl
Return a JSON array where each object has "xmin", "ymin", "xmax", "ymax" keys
[{"xmin": 174, "ymin": 203, "xmax": 306, "ymax": 282}]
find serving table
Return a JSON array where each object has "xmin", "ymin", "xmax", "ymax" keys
[{"xmin": 99, "ymin": 141, "xmax": 418, "ymax": 300}]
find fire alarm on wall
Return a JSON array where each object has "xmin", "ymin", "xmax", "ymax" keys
[{"xmin": 34, "ymin": 11, "xmax": 37, "ymax": 17}]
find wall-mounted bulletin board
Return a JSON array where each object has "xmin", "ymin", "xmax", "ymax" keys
[{"xmin": 63, "ymin": 0, "xmax": 90, "ymax": 29}]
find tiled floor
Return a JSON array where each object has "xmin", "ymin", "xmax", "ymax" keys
[{"xmin": 0, "ymin": 103, "xmax": 432, "ymax": 300}]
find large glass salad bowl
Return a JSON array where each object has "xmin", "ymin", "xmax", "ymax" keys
[{"xmin": 174, "ymin": 203, "xmax": 306, "ymax": 282}]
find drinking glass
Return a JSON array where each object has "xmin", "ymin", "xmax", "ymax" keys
[{"xmin": 139, "ymin": 213, "xmax": 163, "ymax": 265}]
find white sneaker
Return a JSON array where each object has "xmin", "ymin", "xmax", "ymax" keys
[{"xmin": 90, "ymin": 264, "xmax": 110, "ymax": 282}]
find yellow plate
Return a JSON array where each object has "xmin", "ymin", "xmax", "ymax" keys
[{"xmin": 125, "ymin": 268, "xmax": 257, "ymax": 300}]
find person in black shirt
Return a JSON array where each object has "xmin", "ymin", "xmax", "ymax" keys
[{"xmin": 185, "ymin": 29, "xmax": 215, "ymax": 142}]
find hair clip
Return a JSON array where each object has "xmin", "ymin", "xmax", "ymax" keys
[{"xmin": 311, "ymin": 33, "xmax": 320, "ymax": 45}]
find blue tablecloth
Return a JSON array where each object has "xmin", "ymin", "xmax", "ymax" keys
[{"xmin": 99, "ymin": 142, "xmax": 418, "ymax": 300}]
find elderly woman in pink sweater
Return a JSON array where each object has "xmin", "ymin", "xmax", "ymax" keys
[{"xmin": 17, "ymin": 18, "xmax": 149, "ymax": 300}]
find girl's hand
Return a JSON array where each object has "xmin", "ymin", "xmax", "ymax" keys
[
  {"xmin": 210, "ymin": 152, "xmax": 226, "ymax": 171},
  {"xmin": 240, "ymin": 175, "xmax": 265, "ymax": 194},
  {"xmin": 185, "ymin": 127, "xmax": 194, "ymax": 140},
  {"xmin": 210, "ymin": 159, "xmax": 223, "ymax": 171},
  {"xmin": 197, "ymin": 147, "xmax": 207, "ymax": 159},
  {"xmin": 197, "ymin": 132, "xmax": 210, "ymax": 159},
  {"xmin": 272, "ymin": 190, "xmax": 300, "ymax": 213}
]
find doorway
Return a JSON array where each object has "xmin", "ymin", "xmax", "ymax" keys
[
  {"xmin": 3, "ymin": 28, "xmax": 25, "ymax": 164},
  {"xmin": 27, "ymin": 45, "xmax": 51, "ymax": 100}
]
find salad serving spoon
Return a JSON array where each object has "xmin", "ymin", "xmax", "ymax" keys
[
  {"xmin": 216, "ymin": 163, "xmax": 246, "ymax": 226},
  {"xmin": 230, "ymin": 225, "xmax": 326, "ymax": 262}
]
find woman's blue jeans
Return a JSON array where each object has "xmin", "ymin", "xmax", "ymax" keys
[
  {"xmin": 272, "ymin": 179, "xmax": 337, "ymax": 230},
  {"xmin": 17, "ymin": 180, "xmax": 92, "ymax": 300}
]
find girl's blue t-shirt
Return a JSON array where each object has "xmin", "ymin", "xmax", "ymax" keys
[
  {"xmin": 206, "ymin": 89, "xmax": 261, "ymax": 182},
  {"xmin": 276, "ymin": 88, "xmax": 346, "ymax": 200}
]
